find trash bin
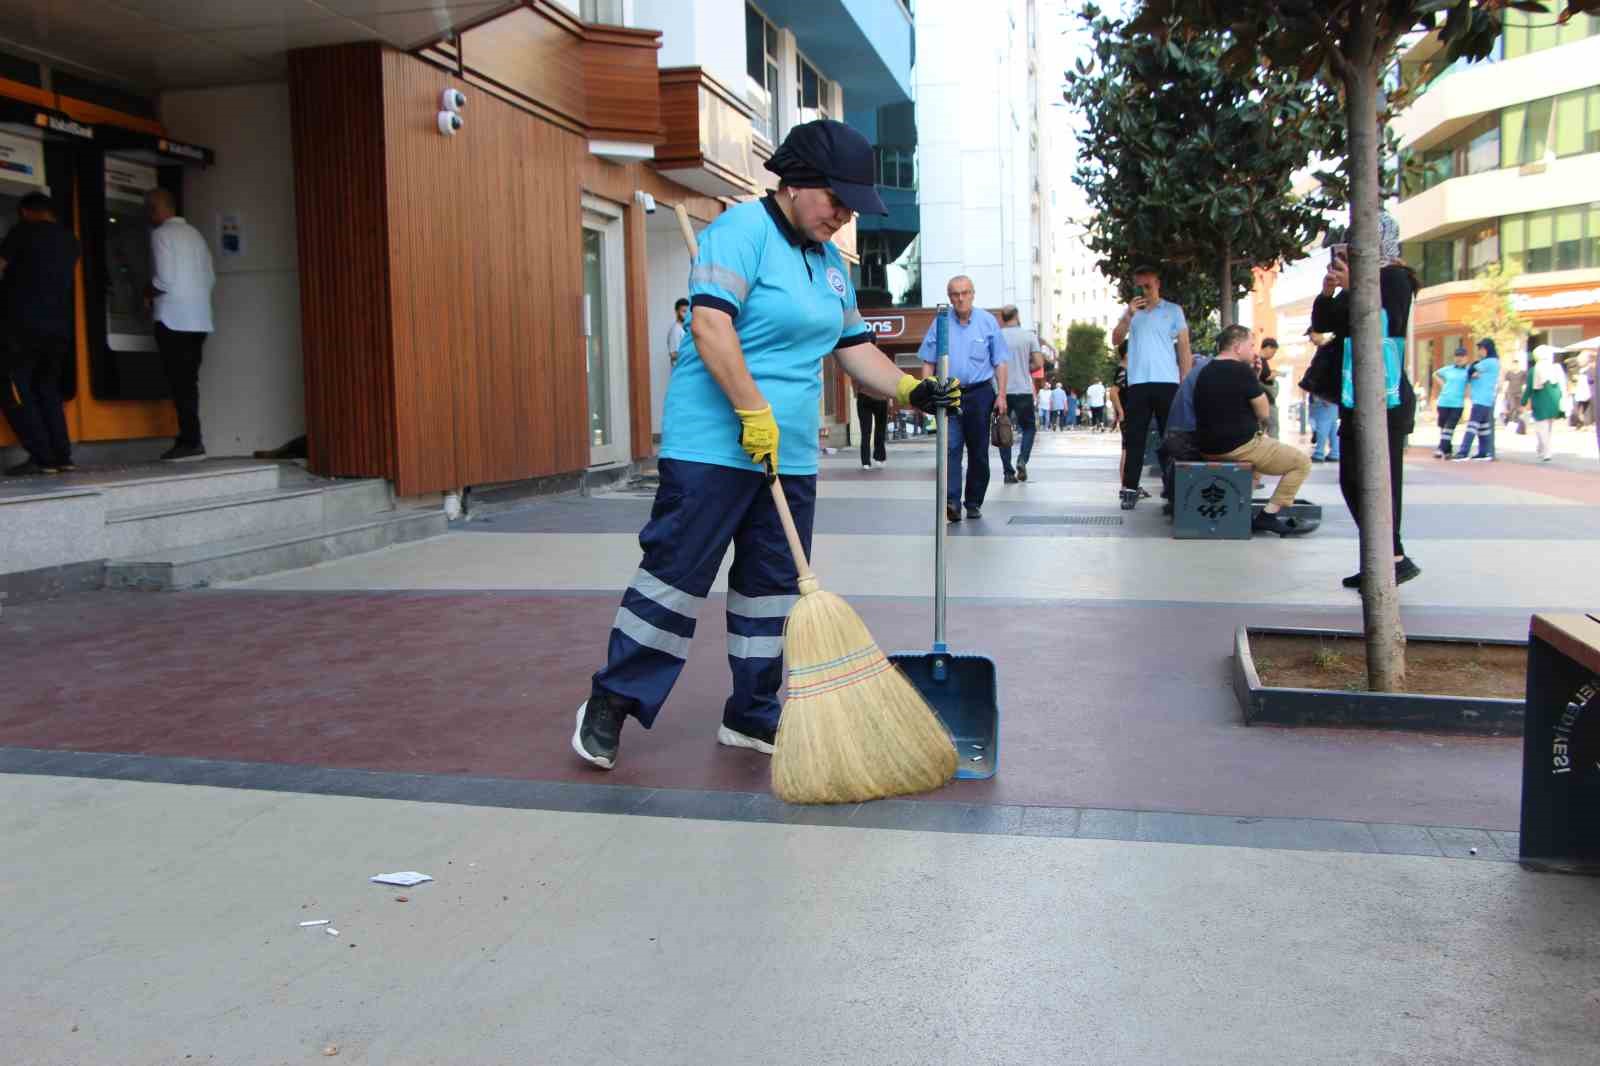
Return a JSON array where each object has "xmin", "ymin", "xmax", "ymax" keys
[{"xmin": 1520, "ymin": 613, "xmax": 1600, "ymax": 874}]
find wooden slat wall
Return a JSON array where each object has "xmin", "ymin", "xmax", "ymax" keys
[
  {"xmin": 458, "ymin": 5, "xmax": 587, "ymax": 131},
  {"xmin": 288, "ymin": 44, "xmax": 398, "ymax": 482},
  {"xmin": 581, "ymin": 24, "xmax": 665, "ymax": 142},
  {"xmin": 381, "ymin": 50, "xmax": 589, "ymax": 492}
]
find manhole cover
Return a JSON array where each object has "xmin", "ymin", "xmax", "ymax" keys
[{"xmin": 1008, "ymin": 515, "xmax": 1124, "ymax": 527}]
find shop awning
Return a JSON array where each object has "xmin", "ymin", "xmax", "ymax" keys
[
  {"xmin": 1556, "ymin": 336, "xmax": 1600, "ymax": 352},
  {"xmin": 94, "ymin": 125, "xmax": 213, "ymax": 167}
]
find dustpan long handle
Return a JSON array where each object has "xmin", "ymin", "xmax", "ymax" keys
[{"xmin": 934, "ymin": 305, "xmax": 949, "ymax": 649}]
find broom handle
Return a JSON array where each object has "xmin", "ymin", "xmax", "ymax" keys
[
  {"xmin": 934, "ymin": 305, "xmax": 949, "ymax": 650},
  {"xmin": 675, "ymin": 202, "xmax": 814, "ymax": 587}
]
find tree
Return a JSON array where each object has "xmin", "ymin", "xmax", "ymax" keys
[
  {"xmin": 1130, "ymin": 0, "xmax": 1595, "ymax": 691},
  {"xmin": 1063, "ymin": 6, "xmax": 1346, "ymax": 326},
  {"xmin": 1062, "ymin": 322, "xmax": 1110, "ymax": 393},
  {"xmin": 1464, "ymin": 262, "xmax": 1530, "ymax": 359}
]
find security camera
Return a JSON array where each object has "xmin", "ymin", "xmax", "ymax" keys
[
  {"xmin": 437, "ymin": 110, "xmax": 463, "ymax": 136},
  {"xmin": 441, "ymin": 88, "xmax": 466, "ymax": 112},
  {"xmin": 634, "ymin": 191, "xmax": 657, "ymax": 214}
]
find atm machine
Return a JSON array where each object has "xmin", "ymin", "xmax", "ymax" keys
[{"xmin": 80, "ymin": 127, "xmax": 212, "ymax": 401}]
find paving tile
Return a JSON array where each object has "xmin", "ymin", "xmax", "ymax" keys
[
  {"xmin": 634, "ymin": 788, "xmax": 762, "ymax": 823},
  {"xmin": 1426, "ymin": 826, "xmax": 1502, "ymax": 860},
  {"xmin": 1077, "ymin": 808, "xmax": 1140, "ymax": 841},
  {"xmin": 1136, "ymin": 811, "xmax": 1219, "ymax": 845},
  {"xmin": 1017, "ymin": 805, "xmax": 1082, "ymax": 838},
  {"xmin": 1367, "ymin": 822, "xmax": 1446, "ymax": 857},
  {"xmin": 780, "ymin": 802, "xmax": 863, "ymax": 827},
  {"xmin": 1488, "ymin": 830, "xmax": 1522, "ymax": 860}
]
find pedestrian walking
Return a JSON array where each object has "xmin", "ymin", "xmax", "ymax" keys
[
  {"xmin": 1051, "ymin": 381, "xmax": 1067, "ymax": 434},
  {"xmin": 996, "ymin": 305, "xmax": 1041, "ymax": 483},
  {"xmin": 1570, "ymin": 352, "xmax": 1593, "ymax": 427},
  {"xmin": 145, "ymin": 188, "xmax": 215, "ymax": 462},
  {"xmin": 1455, "ymin": 337, "xmax": 1500, "ymax": 461},
  {"xmin": 918, "ymin": 274, "xmax": 1006, "ymax": 521},
  {"xmin": 1085, "ymin": 378, "xmax": 1107, "ymax": 429},
  {"xmin": 666, "ymin": 297, "xmax": 688, "ymax": 368},
  {"xmin": 1258, "ymin": 337, "xmax": 1281, "ymax": 439},
  {"xmin": 1311, "ymin": 211, "xmax": 1422, "ymax": 588},
  {"xmin": 1065, "ymin": 387, "xmax": 1079, "ymax": 430},
  {"xmin": 1110, "ymin": 264, "xmax": 1192, "ymax": 510},
  {"xmin": 856, "ymin": 387, "xmax": 888, "ymax": 469},
  {"xmin": 0, "ymin": 192, "xmax": 79, "ymax": 476},
  {"xmin": 1501, "ymin": 358, "xmax": 1526, "ymax": 427},
  {"xmin": 1309, "ymin": 395, "xmax": 1340, "ymax": 462},
  {"xmin": 1524, "ymin": 344, "xmax": 1565, "ymax": 462},
  {"xmin": 1432, "ymin": 347, "xmax": 1469, "ymax": 459},
  {"xmin": 573, "ymin": 119, "xmax": 959, "ymax": 770}
]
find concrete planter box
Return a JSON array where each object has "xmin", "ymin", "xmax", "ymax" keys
[{"xmin": 1233, "ymin": 625, "xmax": 1525, "ymax": 736}]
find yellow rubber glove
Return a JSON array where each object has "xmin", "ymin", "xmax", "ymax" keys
[
  {"xmin": 733, "ymin": 405, "xmax": 780, "ymax": 473},
  {"xmin": 897, "ymin": 374, "xmax": 962, "ymax": 413}
]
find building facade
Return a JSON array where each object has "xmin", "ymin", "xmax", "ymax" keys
[
  {"xmin": 913, "ymin": 0, "xmax": 1054, "ymax": 341},
  {"xmin": 0, "ymin": 0, "xmax": 911, "ymax": 492},
  {"xmin": 1393, "ymin": 11, "xmax": 1600, "ymax": 382}
]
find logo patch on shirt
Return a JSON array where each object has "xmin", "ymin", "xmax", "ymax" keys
[{"xmin": 825, "ymin": 267, "xmax": 847, "ymax": 297}]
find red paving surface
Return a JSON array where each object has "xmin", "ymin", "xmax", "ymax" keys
[{"xmin": 0, "ymin": 589, "xmax": 1521, "ymax": 828}]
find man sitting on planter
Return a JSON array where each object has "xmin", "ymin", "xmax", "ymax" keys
[{"xmin": 1193, "ymin": 324, "xmax": 1315, "ymax": 537}]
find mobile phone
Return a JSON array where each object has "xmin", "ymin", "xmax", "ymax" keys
[{"xmin": 1330, "ymin": 243, "xmax": 1348, "ymax": 266}]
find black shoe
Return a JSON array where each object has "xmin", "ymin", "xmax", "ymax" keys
[
  {"xmin": 5, "ymin": 460, "xmax": 58, "ymax": 476},
  {"xmin": 1252, "ymin": 510, "xmax": 1313, "ymax": 537},
  {"xmin": 1003, "ymin": 473, "xmax": 1018, "ymax": 484},
  {"xmin": 1138, "ymin": 487, "xmax": 1151, "ymax": 499},
  {"xmin": 965, "ymin": 506, "xmax": 982, "ymax": 519},
  {"xmin": 1119, "ymin": 488, "xmax": 1137, "ymax": 511},
  {"xmin": 54, "ymin": 458, "xmax": 76, "ymax": 472},
  {"xmin": 161, "ymin": 444, "xmax": 207, "ymax": 462},
  {"xmin": 947, "ymin": 504, "xmax": 962, "ymax": 523},
  {"xmin": 1017, "ymin": 462, "xmax": 1028, "ymax": 482},
  {"xmin": 571, "ymin": 690, "xmax": 630, "ymax": 770},
  {"xmin": 1343, "ymin": 558, "xmax": 1422, "ymax": 590}
]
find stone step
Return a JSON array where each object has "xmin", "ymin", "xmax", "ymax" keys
[
  {"xmin": 103, "ymin": 480, "xmax": 393, "ymax": 557},
  {"xmin": 98, "ymin": 463, "xmax": 283, "ymax": 511},
  {"xmin": 105, "ymin": 508, "xmax": 447, "ymax": 590}
]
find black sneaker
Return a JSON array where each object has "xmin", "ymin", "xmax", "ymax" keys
[
  {"xmin": 965, "ymin": 506, "xmax": 982, "ymax": 519},
  {"xmin": 1017, "ymin": 462, "xmax": 1028, "ymax": 482},
  {"xmin": 1252, "ymin": 510, "xmax": 1313, "ymax": 537},
  {"xmin": 1119, "ymin": 488, "xmax": 1138, "ymax": 510},
  {"xmin": 1342, "ymin": 558, "xmax": 1422, "ymax": 589},
  {"xmin": 54, "ymin": 459, "xmax": 77, "ymax": 472},
  {"xmin": 161, "ymin": 444, "xmax": 207, "ymax": 462},
  {"xmin": 571, "ymin": 690, "xmax": 629, "ymax": 770},
  {"xmin": 1003, "ymin": 473, "xmax": 1018, "ymax": 484},
  {"xmin": 717, "ymin": 722, "xmax": 776, "ymax": 754},
  {"xmin": 947, "ymin": 504, "xmax": 962, "ymax": 523},
  {"xmin": 5, "ymin": 460, "xmax": 58, "ymax": 476}
]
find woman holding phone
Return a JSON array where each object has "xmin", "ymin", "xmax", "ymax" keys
[{"xmin": 1310, "ymin": 213, "xmax": 1422, "ymax": 588}]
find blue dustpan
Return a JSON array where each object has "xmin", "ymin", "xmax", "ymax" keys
[{"xmin": 888, "ymin": 305, "xmax": 999, "ymax": 780}]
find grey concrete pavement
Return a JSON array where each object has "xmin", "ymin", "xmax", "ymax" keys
[{"xmin": 5, "ymin": 774, "xmax": 1598, "ymax": 1066}]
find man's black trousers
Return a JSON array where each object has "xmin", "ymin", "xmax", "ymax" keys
[
  {"xmin": 2, "ymin": 332, "xmax": 73, "ymax": 467},
  {"xmin": 1120, "ymin": 382, "xmax": 1178, "ymax": 491},
  {"xmin": 156, "ymin": 323, "xmax": 207, "ymax": 447},
  {"xmin": 856, "ymin": 394, "xmax": 888, "ymax": 465}
]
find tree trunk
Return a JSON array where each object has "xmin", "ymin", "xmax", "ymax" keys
[
  {"xmin": 1345, "ymin": 8, "xmax": 1407, "ymax": 692},
  {"xmin": 1219, "ymin": 236, "xmax": 1235, "ymax": 328}
]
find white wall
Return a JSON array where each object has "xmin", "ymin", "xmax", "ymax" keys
[
  {"xmin": 644, "ymin": 218, "xmax": 699, "ymax": 435},
  {"xmin": 635, "ymin": 0, "xmax": 745, "ymax": 94},
  {"xmin": 158, "ymin": 83, "xmax": 304, "ymax": 456}
]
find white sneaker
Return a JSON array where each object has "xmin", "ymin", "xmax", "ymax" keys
[
  {"xmin": 874, "ymin": 458, "xmax": 888, "ymax": 467},
  {"xmin": 861, "ymin": 462, "xmax": 872, "ymax": 470},
  {"xmin": 717, "ymin": 724, "xmax": 775, "ymax": 754}
]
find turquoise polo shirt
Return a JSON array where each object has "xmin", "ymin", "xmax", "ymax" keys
[
  {"xmin": 1469, "ymin": 356, "xmax": 1500, "ymax": 407},
  {"xmin": 663, "ymin": 196, "xmax": 870, "ymax": 475},
  {"xmin": 916, "ymin": 307, "xmax": 1005, "ymax": 387},
  {"xmin": 1435, "ymin": 364, "xmax": 1468, "ymax": 408}
]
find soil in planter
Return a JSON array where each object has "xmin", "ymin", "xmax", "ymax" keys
[{"xmin": 1250, "ymin": 635, "xmax": 1525, "ymax": 699}]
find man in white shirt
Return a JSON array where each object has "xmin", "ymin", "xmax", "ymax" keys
[
  {"xmin": 1085, "ymin": 378, "xmax": 1107, "ymax": 429},
  {"xmin": 666, "ymin": 297, "xmax": 687, "ymax": 368},
  {"xmin": 145, "ymin": 188, "xmax": 215, "ymax": 461}
]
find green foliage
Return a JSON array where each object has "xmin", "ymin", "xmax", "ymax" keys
[
  {"xmin": 1464, "ymin": 262, "xmax": 1530, "ymax": 358},
  {"xmin": 1063, "ymin": 5, "xmax": 1347, "ymax": 322},
  {"xmin": 1061, "ymin": 322, "xmax": 1109, "ymax": 392}
]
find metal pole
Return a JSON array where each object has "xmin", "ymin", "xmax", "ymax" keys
[{"xmin": 934, "ymin": 304, "xmax": 949, "ymax": 653}]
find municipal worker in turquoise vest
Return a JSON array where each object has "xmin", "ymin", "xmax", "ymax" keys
[{"xmin": 572, "ymin": 120, "xmax": 961, "ymax": 771}]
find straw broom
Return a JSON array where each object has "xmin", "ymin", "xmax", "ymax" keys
[{"xmin": 671, "ymin": 204, "xmax": 957, "ymax": 805}]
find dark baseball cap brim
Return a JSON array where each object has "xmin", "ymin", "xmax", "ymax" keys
[{"xmin": 829, "ymin": 177, "xmax": 887, "ymax": 216}]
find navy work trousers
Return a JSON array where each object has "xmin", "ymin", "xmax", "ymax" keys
[
  {"xmin": 592, "ymin": 457, "xmax": 816, "ymax": 737},
  {"xmin": 947, "ymin": 378, "xmax": 996, "ymax": 512}
]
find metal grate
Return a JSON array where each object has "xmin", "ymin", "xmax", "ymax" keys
[{"xmin": 1008, "ymin": 515, "xmax": 1124, "ymax": 527}]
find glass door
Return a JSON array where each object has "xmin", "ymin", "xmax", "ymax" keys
[{"xmin": 583, "ymin": 202, "xmax": 629, "ymax": 466}]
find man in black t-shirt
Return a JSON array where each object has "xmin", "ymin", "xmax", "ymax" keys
[
  {"xmin": 1194, "ymin": 324, "xmax": 1313, "ymax": 537},
  {"xmin": 0, "ymin": 192, "xmax": 80, "ymax": 476}
]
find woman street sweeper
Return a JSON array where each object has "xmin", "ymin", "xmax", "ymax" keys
[{"xmin": 571, "ymin": 120, "xmax": 960, "ymax": 771}]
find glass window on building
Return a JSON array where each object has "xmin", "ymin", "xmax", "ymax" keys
[
  {"xmin": 1526, "ymin": 211, "xmax": 1554, "ymax": 273},
  {"xmin": 1590, "ymin": 204, "xmax": 1600, "ymax": 268},
  {"xmin": 796, "ymin": 55, "xmax": 830, "ymax": 123},
  {"xmin": 1556, "ymin": 206, "xmax": 1585, "ymax": 271},
  {"xmin": 745, "ymin": 4, "xmax": 780, "ymax": 143},
  {"xmin": 580, "ymin": 0, "xmax": 623, "ymax": 23},
  {"xmin": 1502, "ymin": 97, "xmax": 1553, "ymax": 166},
  {"xmin": 1502, "ymin": 214, "xmax": 1525, "ymax": 275},
  {"xmin": 1463, "ymin": 114, "xmax": 1500, "ymax": 173},
  {"xmin": 1505, "ymin": 11, "xmax": 1600, "ymax": 58},
  {"xmin": 1467, "ymin": 222, "xmax": 1500, "ymax": 277},
  {"xmin": 875, "ymin": 146, "xmax": 915, "ymax": 190},
  {"xmin": 1554, "ymin": 90, "xmax": 1587, "ymax": 157}
]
